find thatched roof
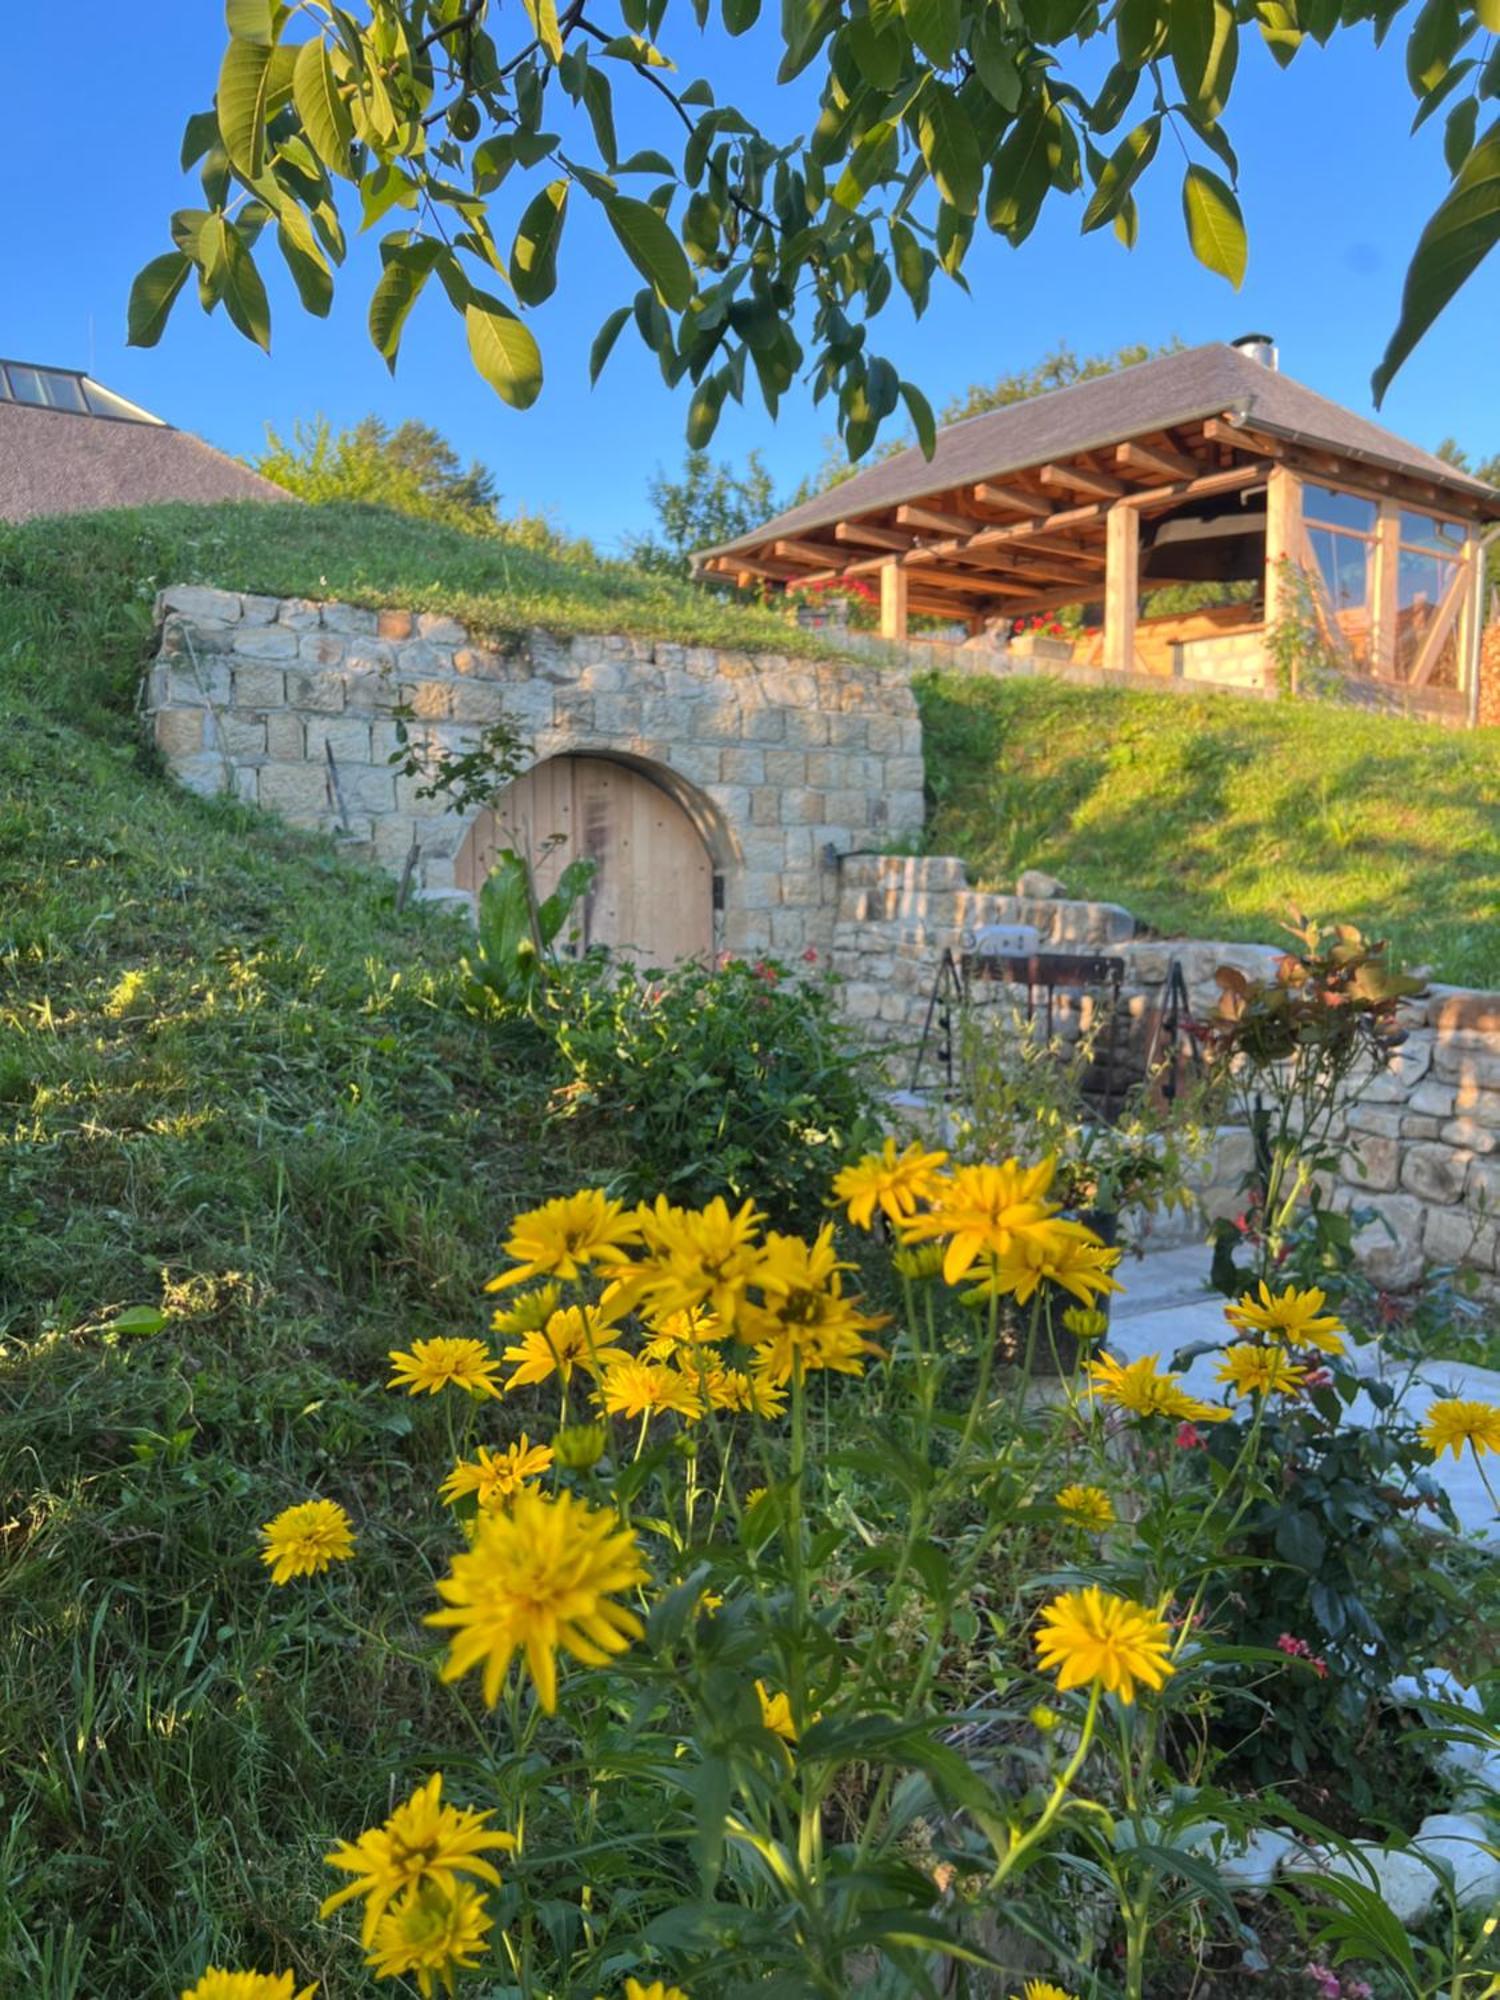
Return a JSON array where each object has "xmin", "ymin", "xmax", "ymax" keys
[{"xmin": 0, "ymin": 361, "xmax": 289, "ymax": 523}]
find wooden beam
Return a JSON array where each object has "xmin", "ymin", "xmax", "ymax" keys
[
  {"xmin": 1117, "ymin": 463, "xmax": 1271, "ymax": 510},
  {"xmin": 772, "ymin": 538, "xmax": 843, "ymax": 568},
  {"xmin": 1103, "ymin": 502, "xmax": 1140, "ymax": 674},
  {"xmin": 905, "ymin": 568, "xmax": 1034, "ymax": 599},
  {"xmin": 895, "ymin": 501, "xmax": 975, "ymax": 533},
  {"xmin": 1264, "ymin": 465, "xmax": 1304, "ymax": 646},
  {"xmin": 1371, "ymin": 501, "xmax": 1401, "ymax": 679},
  {"xmin": 1407, "ymin": 560, "xmax": 1470, "ymax": 688},
  {"xmin": 879, "ymin": 558, "xmax": 908, "ymax": 640},
  {"xmin": 1040, "ymin": 460, "xmax": 1126, "ymax": 499},
  {"xmin": 833, "ymin": 521, "xmax": 917, "ymax": 550},
  {"xmin": 1115, "ymin": 438, "xmax": 1199, "ymax": 482},
  {"xmin": 704, "ymin": 553, "xmax": 804, "ymax": 582},
  {"xmin": 1021, "ymin": 536, "xmax": 1107, "ymax": 566},
  {"xmin": 972, "ymin": 481, "xmax": 1051, "ymax": 517},
  {"xmin": 1203, "ymin": 417, "xmax": 1286, "ymax": 457}
]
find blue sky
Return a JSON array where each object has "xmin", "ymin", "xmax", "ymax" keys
[{"xmin": 10, "ymin": 6, "xmax": 1497, "ymax": 548}]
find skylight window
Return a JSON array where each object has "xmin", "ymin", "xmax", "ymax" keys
[{"xmin": 0, "ymin": 361, "xmax": 161, "ymax": 422}]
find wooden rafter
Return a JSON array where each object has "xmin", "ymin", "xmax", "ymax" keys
[
  {"xmin": 972, "ymin": 481, "xmax": 1051, "ymax": 516},
  {"xmin": 1115, "ymin": 438, "xmax": 1199, "ymax": 481},
  {"xmin": 1039, "ymin": 460, "xmax": 1126, "ymax": 499},
  {"xmin": 833, "ymin": 521, "xmax": 917, "ymax": 550},
  {"xmin": 895, "ymin": 501, "xmax": 974, "ymax": 533}
]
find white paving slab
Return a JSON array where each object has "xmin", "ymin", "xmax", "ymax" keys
[{"xmin": 1107, "ymin": 1246, "xmax": 1500, "ymax": 1546}]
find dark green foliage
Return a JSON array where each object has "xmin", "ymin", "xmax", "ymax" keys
[{"xmin": 544, "ymin": 955, "xmax": 880, "ymax": 1226}]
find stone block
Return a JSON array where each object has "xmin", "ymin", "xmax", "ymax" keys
[
  {"xmin": 343, "ymin": 665, "xmax": 399, "ymax": 712},
  {"xmin": 453, "ymin": 646, "xmax": 510, "ymax": 681},
  {"xmin": 1357, "ymin": 1036, "xmax": 1435, "ymax": 1101},
  {"xmin": 212, "ymin": 712, "xmax": 267, "ymax": 758},
  {"xmin": 824, "ymin": 789, "xmax": 874, "ymax": 828},
  {"xmin": 276, "ymin": 598, "xmax": 324, "ymax": 631},
  {"xmin": 1432, "ymin": 992, "xmax": 1500, "ymax": 1034},
  {"xmin": 780, "ymin": 788, "xmax": 827, "ymax": 827},
  {"xmin": 784, "ymin": 707, "xmax": 831, "ymax": 748},
  {"xmin": 1401, "ymin": 1114, "xmax": 1443, "ymax": 1139},
  {"xmin": 172, "ymin": 753, "xmax": 231, "ymax": 799},
  {"xmin": 1441, "ymin": 1117, "xmax": 1499, "ymax": 1155},
  {"xmin": 417, "ymin": 611, "xmax": 468, "ymax": 644},
  {"xmin": 1350, "ymin": 1193, "xmax": 1426, "ymax": 1290},
  {"xmin": 738, "ymin": 871, "xmax": 782, "ymax": 912},
  {"xmin": 240, "ymin": 593, "xmax": 281, "ymax": 625},
  {"xmin": 1347, "ymin": 1104, "xmax": 1405, "ymax": 1140},
  {"xmin": 402, "ymin": 680, "xmax": 454, "ymax": 720},
  {"xmin": 1463, "ymin": 1158, "xmax": 1500, "ymax": 1215},
  {"xmin": 1401, "ymin": 1143, "xmax": 1472, "ymax": 1206},
  {"xmin": 160, "ymin": 584, "xmax": 242, "ymax": 624},
  {"xmin": 299, "ymin": 632, "xmax": 347, "ymax": 667},
  {"xmin": 750, "ymin": 787, "xmax": 781, "ymax": 827},
  {"xmin": 266, "ymin": 712, "xmax": 306, "ymax": 759},
  {"xmin": 286, "ymin": 670, "xmax": 349, "ymax": 714},
  {"xmin": 1346, "ymin": 1132, "xmax": 1399, "ymax": 1192},
  {"xmin": 258, "ymin": 763, "xmax": 331, "ymax": 821},
  {"xmin": 154, "ymin": 707, "xmax": 204, "ymax": 756},
  {"xmin": 743, "ymin": 706, "xmax": 788, "ymax": 744},
  {"xmin": 842, "ymin": 983, "xmax": 882, "ymax": 1021},
  {"xmin": 377, "ymin": 609, "xmax": 414, "ymax": 640},
  {"xmin": 1408, "ymin": 1078, "xmax": 1457, "ymax": 1119},
  {"xmin": 232, "ymin": 665, "xmax": 286, "ymax": 709},
  {"xmin": 322, "ymin": 602, "xmax": 379, "ymax": 636},
  {"xmin": 335, "ymin": 765, "xmax": 398, "ymax": 815},
  {"xmin": 306, "ymin": 717, "xmax": 373, "ymax": 763},
  {"xmin": 449, "ymin": 681, "xmax": 510, "ymax": 723},
  {"xmin": 372, "ymin": 816, "xmax": 422, "ymax": 866},
  {"xmin": 719, "ymin": 746, "xmax": 766, "ymax": 786},
  {"xmin": 232, "ymin": 624, "xmax": 300, "ymax": 660},
  {"xmin": 1423, "ymin": 1205, "xmax": 1498, "ymax": 1271}
]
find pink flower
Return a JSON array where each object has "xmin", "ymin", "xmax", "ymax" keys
[
  {"xmin": 1175, "ymin": 1423, "xmax": 1205, "ymax": 1450},
  {"xmin": 1304, "ymin": 1366, "xmax": 1333, "ymax": 1390},
  {"xmin": 1304, "ymin": 1968, "xmax": 1341, "ymax": 2000},
  {"xmin": 802, "ymin": 947, "xmax": 818, "ymax": 964}
]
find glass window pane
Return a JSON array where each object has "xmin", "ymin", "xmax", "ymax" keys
[
  {"xmin": 81, "ymin": 380, "xmax": 150, "ymax": 422},
  {"xmin": 0, "ymin": 369, "xmax": 10, "ymax": 401},
  {"xmin": 39, "ymin": 370, "xmax": 87, "ymax": 413},
  {"xmin": 1304, "ymin": 483, "xmax": 1378, "ymax": 534},
  {"xmin": 6, "ymin": 365, "xmax": 48, "ymax": 406},
  {"xmin": 1399, "ymin": 508, "xmax": 1465, "ymax": 554},
  {"xmin": 1308, "ymin": 525, "xmax": 1373, "ymax": 667}
]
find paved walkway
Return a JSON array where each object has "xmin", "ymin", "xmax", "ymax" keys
[{"xmin": 1109, "ymin": 1246, "xmax": 1500, "ymax": 1545}]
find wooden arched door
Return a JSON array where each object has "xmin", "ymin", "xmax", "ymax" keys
[{"xmin": 454, "ymin": 756, "xmax": 714, "ymax": 968}]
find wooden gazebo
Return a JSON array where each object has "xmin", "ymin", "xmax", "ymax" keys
[{"xmin": 700, "ymin": 340, "xmax": 1500, "ymax": 715}]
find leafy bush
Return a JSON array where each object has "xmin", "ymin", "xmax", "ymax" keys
[{"xmin": 543, "ymin": 954, "xmax": 880, "ymax": 1225}]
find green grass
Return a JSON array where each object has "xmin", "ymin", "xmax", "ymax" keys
[
  {"xmin": 0, "ymin": 509, "xmax": 648, "ymax": 1993},
  {"xmin": 919, "ymin": 674, "xmax": 1500, "ymax": 987}
]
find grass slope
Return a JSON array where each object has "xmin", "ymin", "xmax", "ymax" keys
[
  {"xmin": 0, "ymin": 510, "xmax": 640, "ymax": 1991},
  {"xmin": 920, "ymin": 675, "xmax": 1500, "ymax": 987}
]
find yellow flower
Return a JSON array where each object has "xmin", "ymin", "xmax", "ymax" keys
[
  {"xmin": 625, "ymin": 1195, "xmax": 765, "ymax": 1329},
  {"xmin": 1055, "ymin": 1484, "xmax": 1115, "ymax": 1531},
  {"xmin": 1029, "ymin": 1704, "xmax": 1061, "ymax": 1732},
  {"xmin": 427, "ymin": 1486, "xmax": 647, "ymax": 1712},
  {"xmin": 596, "ymin": 1359, "xmax": 704, "ymax": 1422},
  {"xmin": 1084, "ymin": 1350, "xmax": 1230, "ymax": 1425},
  {"xmin": 489, "ymin": 1283, "xmax": 562, "ymax": 1336},
  {"xmin": 896, "ymin": 1157, "xmax": 1061, "ymax": 1286},
  {"xmin": 623, "ymin": 1979, "xmax": 691, "ymax": 2000},
  {"xmin": 639, "ymin": 1303, "xmax": 720, "ymax": 1360},
  {"xmin": 441, "ymin": 1435, "xmax": 555, "ymax": 1510},
  {"xmin": 259, "ymin": 1500, "xmax": 355, "ymax": 1585},
  {"xmin": 738, "ymin": 1226, "xmax": 888, "ymax": 1384},
  {"xmin": 705, "ymin": 1366, "xmax": 787, "ymax": 1419},
  {"xmin": 365, "ymin": 1882, "xmax": 494, "ymax": 1997},
  {"xmin": 1224, "ymin": 1281, "xmax": 1346, "ymax": 1355},
  {"xmin": 1014, "ymin": 1984, "xmax": 1080, "ymax": 2000},
  {"xmin": 985, "ymin": 1220, "xmax": 1122, "ymax": 1307},
  {"xmin": 501, "ymin": 1305, "xmax": 628, "ymax": 1389},
  {"xmin": 832, "ymin": 1136, "xmax": 950, "ymax": 1231},
  {"xmin": 321, "ymin": 1774, "xmax": 514, "ymax": 1946},
  {"xmin": 180, "ymin": 1974, "xmax": 316, "ymax": 2000},
  {"xmin": 891, "ymin": 1243, "xmax": 947, "ymax": 1282},
  {"xmin": 1035, "ymin": 1587, "xmax": 1174, "ymax": 1704},
  {"xmin": 756, "ymin": 1679, "xmax": 800, "ymax": 1743},
  {"xmin": 486, "ymin": 1188, "xmax": 643, "ymax": 1291},
  {"xmin": 389, "ymin": 1338, "xmax": 503, "ymax": 1401},
  {"xmin": 1420, "ymin": 1397, "xmax": 1500, "ymax": 1461},
  {"xmin": 1216, "ymin": 1343, "xmax": 1308, "ymax": 1399}
]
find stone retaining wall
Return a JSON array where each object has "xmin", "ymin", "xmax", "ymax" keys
[
  {"xmin": 143, "ymin": 586, "xmax": 925, "ymax": 963},
  {"xmin": 832, "ymin": 855, "xmax": 1500, "ymax": 1294}
]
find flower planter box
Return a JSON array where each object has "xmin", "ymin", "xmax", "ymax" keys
[{"xmin": 1008, "ymin": 633, "xmax": 1075, "ymax": 662}]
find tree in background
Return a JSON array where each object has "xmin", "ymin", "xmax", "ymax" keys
[
  {"xmin": 131, "ymin": 0, "xmax": 1500, "ymax": 458},
  {"xmin": 938, "ymin": 337, "xmax": 1183, "ymax": 423},
  {"xmin": 257, "ymin": 414, "xmax": 595, "ymax": 560},
  {"xmin": 625, "ymin": 450, "xmax": 777, "ymax": 577}
]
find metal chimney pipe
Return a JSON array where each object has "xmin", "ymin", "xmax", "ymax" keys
[{"xmin": 1231, "ymin": 332, "xmax": 1279, "ymax": 370}]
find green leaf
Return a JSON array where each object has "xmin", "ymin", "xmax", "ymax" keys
[
  {"xmin": 1406, "ymin": 0, "xmax": 1462, "ymax": 97},
  {"xmin": 1181, "ymin": 160, "xmax": 1247, "ymax": 284},
  {"xmin": 686, "ymin": 370, "xmax": 727, "ymax": 447},
  {"xmin": 917, "ymin": 88, "xmax": 982, "ymax": 217},
  {"xmin": 1446, "ymin": 94, "xmax": 1480, "ymax": 174},
  {"xmin": 276, "ymin": 205, "xmax": 333, "ymax": 316},
  {"xmin": 465, "ymin": 297, "xmax": 544, "ymax": 409},
  {"xmin": 1254, "ymin": 0, "xmax": 1303, "ymax": 65},
  {"xmin": 520, "ymin": 0, "xmax": 565, "ymax": 62},
  {"xmin": 1170, "ymin": 0, "xmax": 1238, "ymax": 120},
  {"xmin": 368, "ymin": 240, "xmax": 441, "ymax": 366},
  {"xmin": 127, "ymin": 251, "xmax": 192, "ymax": 348},
  {"xmin": 1081, "ymin": 116, "xmax": 1160, "ymax": 231},
  {"xmin": 109, "ymin": 1305, "xmax": 167, "ymax": 1337},
  {"xmin": 901, "ymin": 379, "xmax": 937, "ymax": 457},
  {"xmin": 203, "ymin": 215, "xmax": 272, "ymax": 349},
  {"xmin": 217, "ymin": 35, "xmax": 275, "ymax": 181},
  {"xmin": 973, "ymin": 13, "xmax": 1022, "ymax": 106},
  {"xmin": 1374, "ymin": 117, "xmax": 1500, "ymax": 402},
  {"xmin": 832, "ymin": 120, "xmax": 899, "ymax": 211},
  {"xmin": 225, "ymin": 0, "xmax": 273, "ymax": 43},
  {"xmin": 901, "ymin": 0, "xmax": 962, "ymax": 65},
  {"xmin": 1118, "ymin": 0, "xmax": 1168, "ymax": 65},
  {"xmin": 292, "ymin": 37, "xmax": 355, "ymax": 179},
  {"xmin": 590, "ymin": 304, "xmax": 632, "ymax": 382},
  {"xmin": 604, "ymin": 195, "xmax": 694, "ymax": 309},
  {"xmin": 1481, "ymin": 0, "xmax": 1500, "ymax": 27},
  {"xmin": 512, "ymin": 179, "xmax": 569, "ymax": 305}
]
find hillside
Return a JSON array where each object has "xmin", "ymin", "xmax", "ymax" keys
[{"xmin": 919, "ymin": 673, "xmax": 1500, "ymax": 988}]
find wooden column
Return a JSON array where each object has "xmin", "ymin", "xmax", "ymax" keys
[
  {"xmin": 1263, "ymin": 465, "xmax": 1303, "ymax": 631},
  {"xmin": 1371, "ymin": 499, "xmax": 1401, "ymax": 679},
  {"xmin": 879, "ymin": 558, "xmax": 908, "ymax": 640},
  {"xmin": 1102, "ymin": 501, "xmax": 1139, "ymax": 674},
  {"xmin": 1459, "ymin": 534, "xmax": 1485, "ymax": 725}
]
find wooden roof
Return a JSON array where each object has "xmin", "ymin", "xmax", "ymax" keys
[{"xmin": 699, "ymin": 343, "xmax": 1500, "ymax": 622}]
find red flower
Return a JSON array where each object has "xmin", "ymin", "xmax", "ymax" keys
[
  {"xmin": 1175, "ymin": 1423, "xmax": 1205, "ymax": 1450},
  {"xmin": 802, "ymin": 947, "xmax": 819, "ymax": 964}
]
